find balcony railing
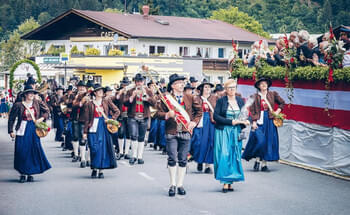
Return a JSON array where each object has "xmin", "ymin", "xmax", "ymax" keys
[{"xmin": 203, "ymin": 59, "xmax": 229, "ymax": 71}]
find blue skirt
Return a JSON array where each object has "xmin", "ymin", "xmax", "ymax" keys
[
  {"xmin": 14, "ymin": 121, "xmax": 51, "ymax": 175},
  {"xmin": 88, "ymin": 117, "xmax": 117, "ymax": 169},
  {"xmin": 148, "ymin": 118, "xmax": 158, "ymax": 143},
  {"xmin": 191, "ymin": 112, "xmax": 214, "ymax": 164},
  {"xmin": 214, "ymin": 125, "xmax": 244, "ymax": 184},
  {"xmin": 242, "ymin": 111, "xmax": 280, "ymax": 161},
  {"xmin": 0, "ymin": 103, "xmax": 8, "ymax": 113}
]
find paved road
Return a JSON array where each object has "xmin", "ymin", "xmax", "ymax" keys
[{"xmin": 0, "ymin": 119, "xmax": 349, "ymax": 215}]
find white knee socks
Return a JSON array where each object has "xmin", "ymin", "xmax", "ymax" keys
[
  {"xmin": 137, "ymin": 141, "xmax": 144, "ymax": 159},
  {"xmin": 72, "ymin": 141, "xmax": 79, "ymax": 156},
  {"xmin": 131, "ymin": 141, "xmax": 138, "ymax": 158},
  {"xmin": 176, "ymin": 167, "xmax": 186, "ymax": 188},
  {"xmin": 124, "ymin": 139, "xmax": 131, "ymax": 156},
  {"xmin": 118, "ymin": 138, "xmax": 124, "ymax": 154},
  {"xmin": 168, "ymin": 166, "xmax": 177, "ymax": 187},
  {"xmin": 79, "ymin": 146, "xmax": 86, "ymax": 161}
]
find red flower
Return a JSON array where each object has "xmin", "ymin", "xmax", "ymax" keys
[
  {"xmin": 284, "ymin": 36, "xmax": 289, "ymax": 49},
  {"xmin": 47, "ymin": 127, "xmax": 51, "ymax": 132},
  {"xmin": 328, "ymin": 67, "xmax": 334, "ymax": 83},
  {"xmin": 327, "ymin": 59, "xmax": 332, "ymax": 64},
  {"xmin": 290, "ymin": 58, "xmax": 295, "ymax": 64}
]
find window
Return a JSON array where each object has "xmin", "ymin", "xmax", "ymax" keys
[
  {"xmin": 204, "ymin": 48, "xmax": 212, "ymax": 58},
  {"xmin": 93, "ymin": 76, "xmax": 102, "ymax": 84},
  {"xmin": 196, "ymin": 48, "xmax": 203, "ymax": 57},
  {"xmin": 238, "ymin": 49, "xmax": 243, "ymax": 58},
  {"xmin": 115, "ymin": 45, "xmax": 128, "ymax": 54},
  {"xmin": 104, "ymin": 45, "xmax": 112, "ymax": 55},
  {"xmin": 179, "ymin": 46, "xmax": 189, "ymax": 56},
  {"xmin": 157, "ymin": 46, "xmax": 165, "ymax": 54},
  {"xmin": 149, "ymin": 46, "xmax": 155, "ymax": 54},
  {"xmin": 218, "ymin": 48, "xmax": 225, "ymax": 58},
  {"xmin": 84, "ymin": 45, "xmax": 93, "ymax": 51}
]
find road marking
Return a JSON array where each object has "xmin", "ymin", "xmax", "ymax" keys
[{"xmin": 138, "ymin": 171, "xmax": 155, "ymax": 181}]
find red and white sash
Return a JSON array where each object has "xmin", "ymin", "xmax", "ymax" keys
[{"xmin": 164, "ymin": 93, "xmax": 191, "ymax": 132}]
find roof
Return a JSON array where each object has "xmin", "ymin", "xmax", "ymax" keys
[{"xmin": 22, "ymin": 9, "xmax": 272, "ymax": 43}]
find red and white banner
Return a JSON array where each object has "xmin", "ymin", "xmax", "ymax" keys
[{"xmin": 237, "ymin": 79, "xmax": 350, "ymax": 130}]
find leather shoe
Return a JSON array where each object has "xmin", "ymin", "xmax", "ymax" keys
[
  {"xmin": 253, "ymin": 161, "xmax": 260, "ymax": 171},
  {"xmin": 19, "ymin": 175, "xmax": 26, "ymax": 183},
  {"xmin": 91, "ymin": 170, "xmax": 97, "ymax": 178},
  {"xmin": 197, "ymin": 163, "xmax": 203, "ymax": 172},
  {"xmin": 129, "ymin": 158, "xmax": 136, "ymax": 165},
  {"xmin": 86, "ymin": 161, "xmax": 90, "ymax": 167},
  {"xmin": 177, "ymin": 186, "xmax": 186, "ymax": 195},
  {"xmin": 98, "ymin": 172, "xmax": 104, "ymax": 179},
  {"xmin": 80, "ymin": 161, "xmax": 86, "ymax": 168},
  {"xmin": 72, "ymin": 156, "xmax": 79, "ymax": 162},
  {"xmin": 27, "ymin": 175, "xmax": 34, "ymax": 182},
  {"xmin": 168, "ymin": 186, "xmax": 176, "ymax": 197},
  {"xmin": 116, "ymin": 153, "xmax": 122, "ymax": 160},
  {"xmin": 261, "ymin": 166, "xmax": 270, "ymax": 172},
  {"xmin": 222, "ymin": 188, "xmax": 228, "ymax": 193},
  {"xmin": 137, "ymin": 159, "xmax": 144, "ymax": 164},
  {"xmin": 228, "ymin": 185, "xmax": 234, "ymax": 192},
  {"xmin": 204, "ymin": 167, "xmax": 213, "ymax": 174},
  {"xmin": 124, "ymin": 154, "xmax": 130, "ymax": 160}
]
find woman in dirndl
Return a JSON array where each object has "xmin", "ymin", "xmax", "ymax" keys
[
  {"xmin": 213, "ymin": 79, "xmax": 249, "ymax": 193},
  {"xmin": 8, "ymin": 85, "xmax": 51, "ymax": 183},
  {"xmin": 191, "ymin": 79, "xmax": 216, "ymax": 174},
  {"xmin": 0, "ymin": 93, "xmax": 9, "ymax": 118},
  {"xmin": 82, "ymin": 84, "xmax": 120, "ymax": 179},
  {"xmin": 242, "ymin": 77, "xmax": 285, "ymax": 172}
]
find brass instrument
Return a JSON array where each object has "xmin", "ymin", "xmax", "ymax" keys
[
  {"xmin": 60, "ymin": 103, "xmax": 68, "ymax": 114},
  {"xmin": 150, "ymin": 106, "xmax": 157, "ymax": 118},
  {"xmin": 37, "ymin": 82, "xmax": 49, "ymax": 94}
]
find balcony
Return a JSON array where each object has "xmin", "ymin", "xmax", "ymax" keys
[{"xmin": 203, "ymin": 59, "xmax": 229, "ymax": 71}]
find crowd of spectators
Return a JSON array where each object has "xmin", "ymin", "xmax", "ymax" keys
[{"xmin": 243, "ymin": 29, "xmax": 350, "ymax": 68}]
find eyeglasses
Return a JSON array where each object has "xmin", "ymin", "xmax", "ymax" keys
[{"xmin": 226, "ymin": 86, "xmax": 236, "ymax": 90}]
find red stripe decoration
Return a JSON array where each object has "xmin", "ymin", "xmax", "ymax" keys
[
  {"xmin": 282, "ymin": 104, "xmax": 350, "ymax": 130},
  {"xmin": 238, "ymin": 79, "xmax": 350, "ymax": 91},
  {"xmin": 237, "ymin": 78, "xmax": 350, "ymax": 130}
]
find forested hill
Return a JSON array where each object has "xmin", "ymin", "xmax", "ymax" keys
[{"xmin": 0, "ymin": 0, "xmax": 349, "ymax": 39}]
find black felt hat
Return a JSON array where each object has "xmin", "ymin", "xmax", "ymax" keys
[
  {"xmin": 93, "ymin": 83, "xmax": 106, "ymax": 92},
  {"xmin": 76, "ymin": 80, "xmax": 86, "ymax": 87},
  {"xmin": 214, "ymin": 84, "xmax": 224, "ymax": 93},
  {"xmin": 134, "ymin": 73, "xmax": 145, "ymax": 82},
  {"xmin": 189, "ymin": 76, "xmax": 198, "ymax": 83},
  {"xmin": 184, "ymin": 83, "xmax": 194, "ymax": 90},
  {"xmin": 196, "ymin": 79, "xmax": 214, "ymax": 90},
  {"xmin": 167, "ymin": 73, "xmax": 186, "ymax": 92},
  {"xmin": 22, "ymin": 84, "xmax": 38, "ymax": 95},
  {"xmin": 254, "ymin": 77, "xmax": 272, "ymax": 90}
]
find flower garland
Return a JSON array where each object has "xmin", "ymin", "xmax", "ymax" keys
[
  {"xmin": 282, "ymin": 35, "xmax": 297, "ymax": 105},
  {"xmin": 324, "ymin": 25, "xmax": 345, "ymax": 114}
]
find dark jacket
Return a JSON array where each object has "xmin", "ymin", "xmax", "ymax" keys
[
  {"xmin": 8, "ymin": 100, "xmax": 50, "ymax": 134},
  {"xmin": 156, "ymin": 93, "xmax": 202, "ymax": 135},
  {"xmin": 72, "ymin": 92, "xmax": 90, "ymax": 122},
  {"xmin": 82, "ymin": 98, "xmax": 120, "ymax": 134},
  {"xmin": 249, "ymin": 91, "xmax": 285, "ymax": 122},
  {"xmin": 214, "ymin": 95, "xmax": 245, "ymax": 130},
  {"xmin": 124, "ymin": 87, "xmax": 157, "ymax": 118}
]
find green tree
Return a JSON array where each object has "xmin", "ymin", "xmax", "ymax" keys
[
  {"xmin": 0, "ymin": 17, "xmax": 42, "ymax": 71},
  {"xmin": 37, "ymin": 12, "xmax": 53, "ymax": 25},
  {"xmin": 210, "ymin": 6, "xmax": 270, "ymax": 38}
]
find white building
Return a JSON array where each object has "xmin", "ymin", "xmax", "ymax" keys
[{"xmin": 22, "ymin": 9, "xmax": 273, "ymax": 84}]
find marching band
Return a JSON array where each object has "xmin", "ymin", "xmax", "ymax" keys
[{"xmin": 7, "ymin": 71, "xmax": 284, "ymax": 196}]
